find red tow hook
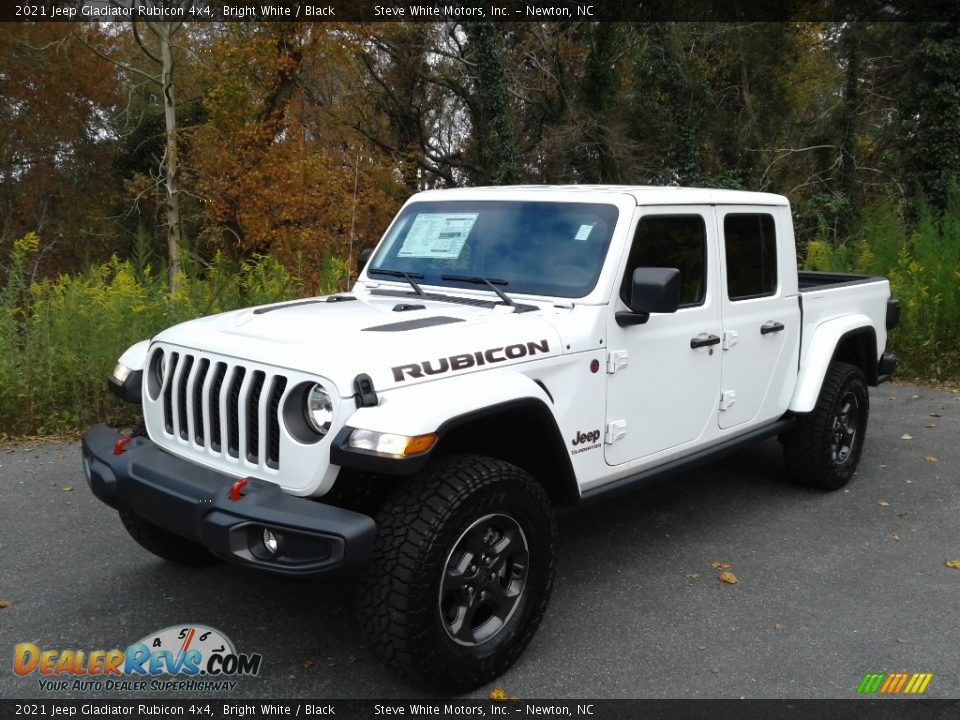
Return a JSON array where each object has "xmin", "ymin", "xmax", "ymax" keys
[
  {"xmin": 113, "ymin": 436, "xmax": 133, "ymax": 456},
  {"xmin": 229, "ymin": 478, "xmax": 250, "ymax": 502}
]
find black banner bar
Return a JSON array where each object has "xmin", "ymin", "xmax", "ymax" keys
[
  {"xmin": 2, "ymin": 699, "xmax": 960, "ymax": 720},
  {"xmin": 3, "ymin": 0, "xmax": 960, "ymax": 23}
]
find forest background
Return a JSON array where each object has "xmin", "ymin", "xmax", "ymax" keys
[{"xmin": 1, "ymin": 14, "xmax": 959, "ymax": 434}]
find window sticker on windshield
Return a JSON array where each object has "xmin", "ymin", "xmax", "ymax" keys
[
  {"xmin": 398, "ymin": 213, "xmax": 478, "ymax": 259},
  {"xmin": 574, "ymin": 224, "xmax": 595, "ymax": 241}
]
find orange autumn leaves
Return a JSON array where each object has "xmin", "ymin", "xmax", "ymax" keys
[
  {"xmin": 711, "ymin": 561, "xmax": 739, "ymax": 585},
  {"xmin": 187, "ymin": 25, "xmax": 404, "ymax": 287}
]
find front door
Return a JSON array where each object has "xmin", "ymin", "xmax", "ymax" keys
[{"xmin": 604, "ymin": 208, "xmax": 722, "ymax": 466}]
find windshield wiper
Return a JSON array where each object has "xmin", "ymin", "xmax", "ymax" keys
[
  {"xmin": 440, "ymin": 274, "xmax": 515, "ymax": 308},
  {"xmin": 368, "ymin": 268, "xmax": 424, "ymax": 296}
]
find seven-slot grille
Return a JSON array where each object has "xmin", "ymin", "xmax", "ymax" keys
[{"xmin": 161, "ymin": 351, "xmax": 287, "ymax": 469}]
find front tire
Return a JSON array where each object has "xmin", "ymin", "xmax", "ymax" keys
[
  {"xmin": 782, "ymin": 361, "xmax": 870, "ymax": 490},
  {"xmin": 357, "ymin": 454, "xmax": 557, "ymax": 691}
]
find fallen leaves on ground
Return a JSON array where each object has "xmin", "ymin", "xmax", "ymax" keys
[
  {"xmin": 62, "ymin": 486, "xmax": 73, "ymax": 492},
  {"xmin": 301, "ymin": 659, "xmax": 315, "ymax": 669},
  {"xmin": 925, "ymin": 423, "xmax": 937, "ymax": 428},
  {"xmin": 924, "ymin": 456, "xmax": 938, "ymax": 463},
  {"xmin": 890, "ymin": 534, "xmax": 901, "ymax": 541},
  {"xmin": 717, "ymin": 571, "xmax": 738, "ymax": 584},
  {"xmin": 710, "ymin": 562, "xmax": 731, "ymax": 569},
  {"xmin": 901, "ymin": 434, "xmax": 913, "ymax": 440},
  {"xmin": 489, "ymin": 688, "xmax": 518, "ymax": 702},
  {"xmin": 0, "ymin": 600, "xmax": 11, "ymax": 609},
  {"xmin": 878, "ymin": 501, "xmax": 890, "ymax": 507},
  {"xmin": 929, "ymin": 412, "xmax": 942, "ymax": 418},
  {"xmin": 774, "ymin": 623, "xmax": 784, "ymax": 630},
  {"xmin": 946, "ymin": 561, "xmax": 960, "ymax": 571}
]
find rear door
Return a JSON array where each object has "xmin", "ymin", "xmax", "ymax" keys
[{"xmin": 716, "ymin": 206, "xmax": 800, "ymax": 429}]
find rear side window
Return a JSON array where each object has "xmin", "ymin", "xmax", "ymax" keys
[
  {"xmin": 723, "ymin": 214, "xmax": 777, "ymax": 300},
  {"xmin": 621, "ymin": 215, "xmax": 707, "ymax": 307}
]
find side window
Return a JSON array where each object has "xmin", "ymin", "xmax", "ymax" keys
[
  {"xmin": 723, "ymin": 213, "xmax": 777, "ymax": 300},
  {"xmin": 620, "ymin": 215, "xmax": 707, "ymax": 308}
]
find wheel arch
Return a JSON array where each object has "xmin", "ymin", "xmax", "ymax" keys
[
  {"xmin": 790, "ymin": 315, "xmax": 878, "ymax": 413},
  {"xmin": 331, "ymin": 372, "xmax": 579, "ymax": 508},
  {"xmin": 432, "ymin": 399, "xmax": 579, "ymax": 507}
]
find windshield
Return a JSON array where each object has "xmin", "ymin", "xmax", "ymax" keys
[{"xmin": 368, "ymin": 200, "xmax": 620, "ymax": 298}]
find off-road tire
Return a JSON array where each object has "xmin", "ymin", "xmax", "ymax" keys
[
  {"xmin": 119, "ymin": 508, "xmax": 220, "ymax": 567},
  {"xmin": 357, "ymin": 454, "xmax": 557, "ymax": 691},
  {"xmin": 782, "ymin": 361, "xmax": 870, "ymax": 490}
]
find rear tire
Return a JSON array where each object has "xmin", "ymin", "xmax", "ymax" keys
[
  {"xmin": 119, "ymin": 509, "xmax": 219, "ymax": 567},
  {"xmin": 357, "ymin": 454, "xmax": 557, "ymax": 691},
  {"xmin": 782, "ymin": 361, "xmax": 870, "ymax": 490}
]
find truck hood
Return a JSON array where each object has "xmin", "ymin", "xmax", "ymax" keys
[{"xmin": 152, "ymin": 294, "xmax": 564, "ymax": 395}]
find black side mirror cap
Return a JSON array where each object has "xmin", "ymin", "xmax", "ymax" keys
[
  {"xmin": 628, "ymin": 267, "xmax": 681, "ymax": 315},
  {"xmin": 358, "ymin": 248, "xmax": 374, "ymax": 274}
]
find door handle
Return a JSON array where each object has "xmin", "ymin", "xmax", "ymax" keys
[
  {"xmin": 760, "ymin": 321, "xmax": 785, "ymax": 335},
  {"xmin": 690, "ymin": 333, "xmax": 721, "ymax": 349}
]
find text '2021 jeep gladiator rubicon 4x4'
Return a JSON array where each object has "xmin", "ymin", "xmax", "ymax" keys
[{"xmin": 83, "ymin": 186, "xmax": 899, "ymax": 689}]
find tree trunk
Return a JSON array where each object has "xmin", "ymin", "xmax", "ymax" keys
[{"xmin": 157, "ymin": 22, "xmax": 183, "ymax": 295}]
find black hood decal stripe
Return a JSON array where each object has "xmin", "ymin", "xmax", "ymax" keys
[{"xmin": 362, "ymin": 316, "xmax": 465, "ymax": 332}]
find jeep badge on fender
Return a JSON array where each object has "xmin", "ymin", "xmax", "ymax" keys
[
  {"xmin": 83, "ymin": 185, "xmax": 897, "ymax": 691},
  {"xmin": 572, "ymin": 430, "xmax": 600, "ymax": 446}
]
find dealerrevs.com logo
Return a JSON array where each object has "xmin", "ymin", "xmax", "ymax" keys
[{"xmin": 14, "ymin": 624, "xmax": 262, "ymax": 692}]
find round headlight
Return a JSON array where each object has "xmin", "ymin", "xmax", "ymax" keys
[{"xmin": 304, "ymin": 383, "xmax": 333, "ymax": 435}]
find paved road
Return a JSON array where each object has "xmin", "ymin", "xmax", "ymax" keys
[{"xmin": 1, "ymin": 383, "xmax": 958, "ymax": 701}]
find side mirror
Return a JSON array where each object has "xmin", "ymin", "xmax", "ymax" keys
[
  {"xmin": 358, "ymin": 248, "xmax": 374, "ymax": 274},
  {"xmin": 617, "ymin": 267, "xmax": 681, "ymax": 326}
]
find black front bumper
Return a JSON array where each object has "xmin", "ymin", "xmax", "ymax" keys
[{"xmin": 82, "ymin": 424, "xmax": 376, "ymax": 578}]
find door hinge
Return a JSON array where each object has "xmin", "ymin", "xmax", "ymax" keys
[
  {"xmin": 722, "ymin": 330, "xmax": 739, "ymax": 350},
  {"xmin": 605, "ymin": 420, "xmax": 627, "ymax": 444},
  {"xmin": 606, "ymin": 350, "xmax": 629, "ymax": 374},
  {"xmin": 720, "ymin": 390, "xmax": 737, "ymax": 411}
]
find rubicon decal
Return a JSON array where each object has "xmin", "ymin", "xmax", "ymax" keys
[
  {"xmin": 14, "ymin": 625, "xmax": 262, "ymax": 692},
  {"xmin": 392, "ymin": 339, "xmax": 550, "ymax": 382},
  {"xmin": 856, "ymin": 672, "xmax": 933, "ymax": 695}
]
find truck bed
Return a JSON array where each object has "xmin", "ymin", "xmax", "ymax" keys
[{"xmin": 798, "ymin": 270, "xmax": 885, "ymax": 292}]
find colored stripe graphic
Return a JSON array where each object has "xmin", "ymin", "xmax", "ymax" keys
[
  {"xmin": 857, "ymin": 673, "xmax": 885, "ymax": 693},
  {"xmin": 857, "ymin": 673, "xmax": 932, "ymax": 694}
]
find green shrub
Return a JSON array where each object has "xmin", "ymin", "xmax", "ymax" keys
[
  {"xmin": 0, "ymin": 241, "xmax": 315, "ymax": 435},
  {"xmin": 806, "ymin": 193, "xmax": 960, "ymax": 382}
]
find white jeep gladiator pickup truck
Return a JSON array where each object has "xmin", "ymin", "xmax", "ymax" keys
[{"xmin": 83, "ymin": 186, "xmax": 899, "ymax": 689}]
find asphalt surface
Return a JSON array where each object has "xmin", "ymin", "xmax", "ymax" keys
[{"xmin": 1, "ymin": 382, "xmax": 958, "ymax": 702}]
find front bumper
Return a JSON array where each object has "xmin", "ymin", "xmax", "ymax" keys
[{"xmin": 81, "ymin": 424, "xmax": 376, "ymax": 578}]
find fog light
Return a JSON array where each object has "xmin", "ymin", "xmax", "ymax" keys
[{"xmin": 262, "ymin": 528, "xmax": 280, "ymax": 555}]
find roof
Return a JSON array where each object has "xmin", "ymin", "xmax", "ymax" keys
[{"xmin": 411, "ymin": 184, "xmax": 789, "ymax": 207}]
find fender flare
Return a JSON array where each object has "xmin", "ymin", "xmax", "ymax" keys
[
  {"xmin": 789, "ymin": 315, "xmax": 876, "ymax": 413},
  {"xmin": 108, "ymin": 339, "xmax": 151, "ymax": 404},
  {"xmin": 330, "ymin": 371, "xmax": 577, "ymax": 500},
  {"xmin": 118, "ymin": 339, "xmax": 151, "ymax": 370}
]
